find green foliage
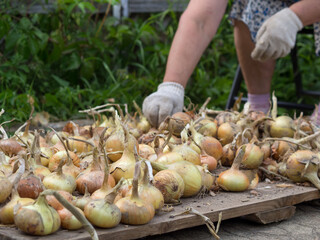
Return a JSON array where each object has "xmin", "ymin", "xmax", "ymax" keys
[{"xmin": 1, "ymin": 0, "xmax": 319, "ymax": 126}]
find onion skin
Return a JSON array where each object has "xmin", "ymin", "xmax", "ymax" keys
[
  {"xmin": 14, "ymin": 195, "xmax": 61, "ymax": 236},
  {"xmin": 286, "ymin": 150, "xmax": 320, "ymax": 189},
  {"xmin": 139, "ymin": 144, "xmax": 155, "ymax": 159},
  {"xmin": 156, "ymin": 152, "xmax": 184, "ymax": 165},
  {"xmin": 58, "ymin": 207, "xmax": 83, "ymax": 230},
  {"xmin": 76, "ymin": 171, "xmax": 104, "ymax": 194},
  {"xmin": 0, "ymin": 139, "xmax": 24, "ymax": 156},
  {"xmin": 196, "ymin": 118, "xmax": 217, "ymax": 138},
  {"xmin": 0, "ymin": 193, "xmax": 34, "ymax": 224},
  {"xmin": 217, "ymin": 147, "xmax": 250, "ymax": 192},
  {"xmin": 0, "ymin": 175, "xmax": 12, "ymax": 203},
  {"xmin": 169, "ymin": 112, "xmax": 192, "ymax": 136},
  {"xmin": 238, "ymin": 144, "xmax": 264, "ymax": 169},
  {"xmin": 200, "ymin": 154, "xmax": 217, "ymax": 171},
  {"xmin": 46, "ymin": 190, "xmax": 74, "ymax": 211},
  {"xmin": 217, "ymin": 122, "xmax": 240, "ymax": 146},
  {"xmin": 270, "ymin": 116, "xmax": 295, "ymax": 138},
  {"xmin": 43, "ymin": 171, "xmax": 76, "ymax": 194},
  {"xmin": 220, "ymin": 144, "xmax": 235, "ymax": 167},
  {"xmin": 105, "ymin": 132, "xmax": 124, "ymax": 162},
  {"xmin": 153, "ymin": 170, "xmax": 185, "ymax": 203},
  {"xmin": 172, "ymin": 144, "xmax": 201, "ymax": 166},
  {"xmin": 67, "ymin": 136, "xmax": 92, "ymax": 153},
  {"xmin": 17, "ymin": 174, "xmax": 44, "ymax": 199},
  {"xmin": 48, "ymin": 151, "xmax": 80, "ymax": 171}
]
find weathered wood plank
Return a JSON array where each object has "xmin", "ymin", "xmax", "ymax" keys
[{"xmin": 0, "ymin": 182, "xmax": 319, "ymax": 240}]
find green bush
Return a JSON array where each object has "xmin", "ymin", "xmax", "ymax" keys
[{"xmin": 0, "ymin": 0, "xmax": 319, "ymax": 125}]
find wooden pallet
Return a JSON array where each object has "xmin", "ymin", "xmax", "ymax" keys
[{"xmin": 0, "ymin": 182, "xmax": 319, "ymax": 240}]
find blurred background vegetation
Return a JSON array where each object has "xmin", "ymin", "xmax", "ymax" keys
[{"xmin": 1, "ymin": 0, "xmax": 319, "ymax": 126}]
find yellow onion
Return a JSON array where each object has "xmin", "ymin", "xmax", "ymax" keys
[
  {"xmin": 91, "ymin": 151, "xmax": 116, "ymax": 199},
  {"xmin": 220, "ymin": 143, "xmax": 235, "ymax": 167},
  {"xmin": 115, "ymin": 161, "xmax": 155, "ymax": 225},
  {"xmin": 200, "ymin": 154, "xmax": 217, "ymax": 171},
  {"xmin": 271, "ymin": 141, "xmax": 293, "ymax": 161},
  {"xmin": 41, "ymin": 190, "xmax": 98, "ymax": 239},
  {"xmin": 0, "ymin": 173, "xmax": 12, "ymax": 203},
  {"xmin": 43, "ymin": 159, "xmax": 76, "ymax": 194},
  {"xmin": 14, "ymin": 194, "xmax": 60, "ymax": 236},
  {"xmin": 73, "ymin": 184, "xmax": 91, "ymax": 211},
  {"xmin": 0, "ymin": 138, "xmax": 24, "ymax": 157},
  {"xmin": 135, "ymin": 162, "xmax": 164, "ymax": 213},
  {"xmin": 133, "ymin": 100, "xmax": 151, "ymax": 134},
  {"xmin": 17, "ymin": 173, "xmax": 44, "ymax": 199},
  {"xmin": 67, "ymin": 136, "xmax": 92, "ymax": 154},
  {"xmin": 0, "ymin": 189, "xmax": 35, "ymax": 224},
  {"xmin": 58, "ymin": 207, "xmax": 84, "ymax": 230},
  {"xmin": 139, "ymin": 144, "xmax": 155, "ymax": 159},
  {"xmin": 286, "ymin": 150, "xmax": 320, "ymax": 189},
  {"xmin": 84, "ymin": 179, "xmax": 124, "ymax": 228},
  {"xmin": 40, "ymin": 147, "xmax": 55, "ymax": 167},
  {"xmin": 156, "ymin": 151, "xmax": 184, "ymax": 165},
  {"xmin": 195, "ymin": 118, "xmax": 217, "ymax": 137},
  {"xmin": 215, "ymin": 112, "xmax": 237, "ymax": 126},
  {"xmin": 110, "ymin": 123, "xmax": 138, "ymax": 182},
  {"xmin": 48, "ymin": 150, "xmax": 80, "ymax": 171},
  {"xmin": 46, "ymin": 190, "xmax": 74, "ymax": 211},
  {"xmin": 217, "ymin": 122, "xmax": 240, "ymax": 146},
  {"xmin": 171, "ymin": 143, "xmax": 201, "ymax": 165},
  {"xmin": 153, "ymin": 169, "xmax": 184, "ymax": 203},
  {"xmin": 270, "ymin": 116, "xmax": 295, "ymax": 138},
  {"xmin": 46, "ymin": 131, "xmax": 69, "ymax": 145},
  {"xmin": 237, "ymin": 143, "xmax": 264, "ymax": 169},
  {"xmin": 197, "ymin": 165, "xmax": 215, "ymax": 191},
  {"xmin": 217, "ymin": 146, "xmax": 250, "ymax": 192},
  {"xmin": 151, "ymin": 160, "xmax": 202, "ymax": 197},
  {"xmin": 189, "ymin": 124, "xmax": 222, "ymax": 160},
  {"xmin": 76, "ymin": 148, "xmax": 104, "ymax": 194}
]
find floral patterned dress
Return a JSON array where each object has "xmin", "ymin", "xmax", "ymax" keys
[{"xmin": 230, "ymin": 0, "xmax": 320, "ymax": 55}]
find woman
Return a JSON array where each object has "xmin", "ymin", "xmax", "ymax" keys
[{"xmin": 142, "ymin": 0, "xmax": 320, "ymax": 127}]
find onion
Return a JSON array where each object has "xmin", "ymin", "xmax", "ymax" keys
[
  {"xmin": 84, "ymin": 179, "xmax": 124, "ymax": 228},
  {"xmin": 153, "ymin": 169, "xmax": 185, "ymax": 203},
  {"xmin": 0, "ymin": 189, "xmax": 34, "ymax": 224},
  {"xmin": 217, "ymin": 146, "xmax": 250, "ymax": 192},
  {"xmin": 139, "ymin": 144, "xmax": 155, "ymax": 159},
  {"xmin": 115, "ymin": 162, "xmax": 155, "ymax": 225},
  {"xmin": 159, "ymin": 112, "xmax": 191, "ymax": 136},
  {"xmin": 43, "ymin": 159, "xmax": 76, "ymax": 194},
  {"xmin": 133, "ymin": 100, "xmax": 151, "ymax": 134},
  {"xmin": 217, "ymin": 122, "xmax": 240, "ymax": 146},
  {"xmin": 197, "ymin": 165, "xmax": 215, "ymax": 191},
  {"xmin": 189, "ymin": 124, "xmax": 222, "ymax": 160},
  {"xmin": 171, "ymin": 143, "xmax": 201, "ymax": 165},
  {"xmin": 14, "ymin": 194, "xmax": 61, "ymax": 236},
  {"xmin": 46, "ymin": 131, "xmax": 69, "ymax": 145},
  {"xmin": 237, "ymin": 143, "xmax": 264, "ymax": 169},
  {"xmin": 91, "ymin": 149, "xmax": 116, "ymax": 199},
  {"xmin": 270, "ymin": 116, "xmax": 295, "ymax": 138},
  {"xmin": 0, "ymin": 138, "xmax": 23, "ymax": 156},
  {"xmin": 67, "ymin": 136, "xmax": 92, "ymax": 154},
  {"xmin": 0, "ymin": 173, "xmax": 12, "ymax": 203},
  {"xmin": 220, "ymin": 143, "xmax": 235, "ymax": 167},
  {"xmin": 151, "ymin": 160, "xmax": 202, "ymax": 197},
  {"xmin": 271, "ymin": 141, "xmax": 293, "ymax": 161},
  {"xmin": 109, "ymin": 123, "xmax": 138, "ymax": 182},
  {"xmin": 105, "ymin": 117, "xmax": 125, "ymax": 162},
  {"xmin": 136, "ymin": 162, "xmax": 164, "ymax": 213},
  {"xmin": 195, "ymin": 118, "xmax": 217, "ymax": 137},
  {"xmin": 46, "ymin": 190, "xmax": 74, "ymax": 211},
  {"xmin": 48, "ymin": 150, "xmax": 80, "ymax": 171},
  {"xmin": 200, "ymin": 154, "xmax": 217, "ymax": 171},
  {"xmin": 17, "ymin": 173, "xmax": 44, "ymax": 199},
  {"xmin": 73, "ymin": 184, "xmax": 91, "ymax": 210},
  {"xmin": 58, "ymin": 207, "xmax": 84, "ymax": 230},
  {"xmin": 215, "ymin": 112, "xmax": 237, "ymax": 126},
  {"xmin": 41, "ymin": 190, "xmax": 98, "ymax": 239},
  {"xmin": 286, "ymin": 150, "xmax": 320, "ymax": 189},
  {"xmin": 76, "ymin": 148, "xmax": 104, "ymax": 194}
]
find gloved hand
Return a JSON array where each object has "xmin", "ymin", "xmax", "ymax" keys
[
  {"xmin": 142, "ymin": 82, "xmax": 184, "ymax": 128},
  {"xmin": 251, "ymin": 8, "xmax": 303, "ymax": 62}
]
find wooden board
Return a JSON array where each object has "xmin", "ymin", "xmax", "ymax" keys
[{"xmin": 0, "ymin": 182, "xmax": 319, "ymax": 240}]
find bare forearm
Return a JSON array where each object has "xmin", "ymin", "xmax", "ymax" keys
[
  {"xmin": 290, "ymin": 0, "xmax": 320, "ymax": 26},
  {"xmin": 163, "ymin": 0, "xmax": 228, "ymax": 87}
]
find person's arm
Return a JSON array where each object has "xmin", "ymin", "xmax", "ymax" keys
[
  {"xmin": 142, "ymin": 0, "xmax": 228, "ymax": 127},
  {"xmin": 164, "ymin": 0, "xmax": 228, "ymax": 87},
  {"xmin": 290, "ymin": 0, "xmax": 320, "ymax": 26},
  {"xmin": 252, "ymin": 0, "xmax": 320, "ymax": 61}
]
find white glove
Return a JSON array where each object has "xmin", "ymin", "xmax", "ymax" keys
[
  {"xmin": 142, "ymin": 82, "xmax": 184, "ymax": 128},
  {"xmin": 251, "ymin": 8, "xmax": 303, "ymax": 62}
]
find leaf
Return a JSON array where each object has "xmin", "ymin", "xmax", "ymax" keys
[{"xmin": 52, "ymin": 75, "xmax": 70, "ymax": 87}]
